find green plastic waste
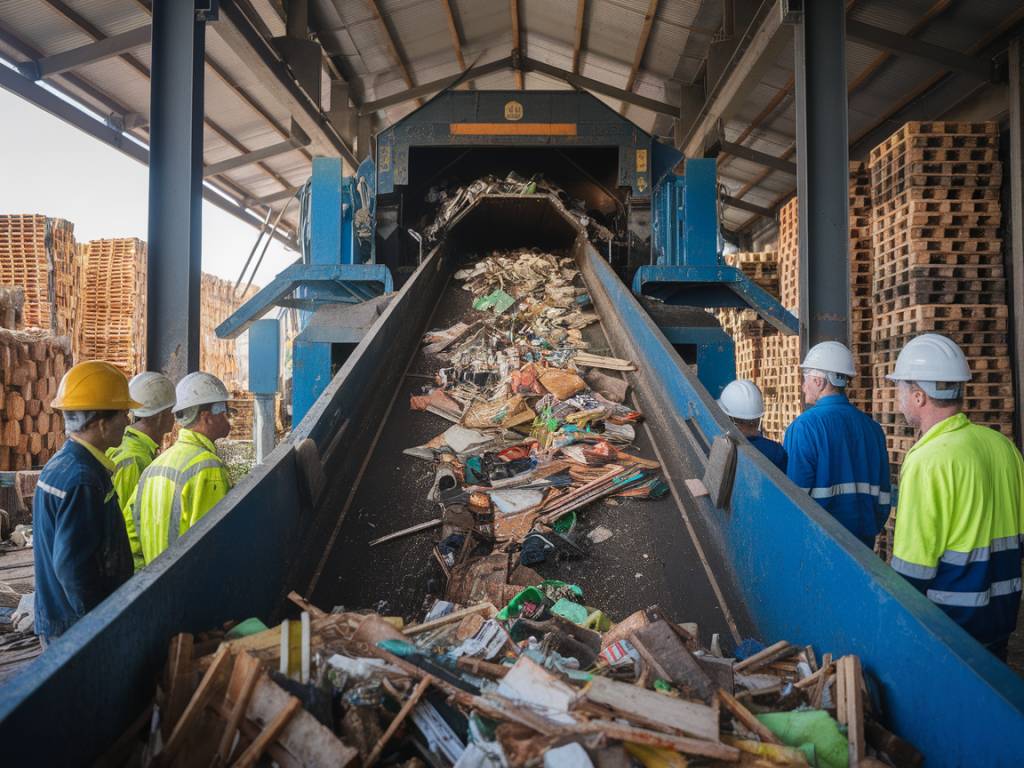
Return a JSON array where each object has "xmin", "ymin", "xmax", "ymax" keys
[
  {"xmin": 496, "ymin": 586, "xmax": 547, "ymax": 621},
  {"xmin": 225, "ymin": 617, "xmax": 269, "ymax": 639},
  {"xmin": 472, "ymin": 290, "xmax": 516, "ymax": 314},
  {"xmin": 550, "ymin": 598, "xmax": 589, "ymax": 625},
  {"xmin": 552, "ymin": 511, "xmax": 576, "ymax": 533},
  {"xmin": 756, "ymin": 710, "xmax": 848, "ymax": 768}
]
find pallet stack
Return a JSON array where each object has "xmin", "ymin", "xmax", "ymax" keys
[
  {"xmin": 761, "ymin": 199, "xmax": 803, "ymax": 441},
  {"xmin": 200, "ymin": 274, "xmax": 258, "ymax": 390},
  {"xmin": 0, "ymin": 215, "xmax": 78, "ymax": 337},
  {"xmin": 0, "ymin": 329, "xmax": 70, "ymax": 470},
  {"xmin": 227, "ymin": 390, "xmax": 254, "ymax": 440},
  {"xmin": 715, "ymin": 252, "xmax": 784, "ymax": 435},
  {"xmin": 76, "ymin": 238, "xmax": 147, "ymax": 376},
  {"xmin": 869, "ymin": 121, "xmax": 1012, "ymax": 475}
]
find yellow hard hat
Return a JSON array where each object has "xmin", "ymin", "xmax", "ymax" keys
[{"xmin": 51, "ymin": 361, "xmax": 144, "ymax": 411}]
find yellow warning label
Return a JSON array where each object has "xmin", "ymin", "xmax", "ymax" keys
[
  {"xmin": 636, "ymin": 149, "xmax": 648, "ymax": 173},
  {"xmin": 504, "ymin": 100, "xmax": 524, "ymax": 121}
]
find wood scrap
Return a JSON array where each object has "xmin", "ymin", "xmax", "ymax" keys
[
  {"xmin": 717, "ymin": 687, "xmax": 783, "ymax": 746},
  {"xmin": 365, "ymin": 677, "xmax": 432, "ymax": 768}
]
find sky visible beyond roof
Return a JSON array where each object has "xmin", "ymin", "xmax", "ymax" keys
[{"xmin": 0, "ymin": 88, "xmax": 296, "ymax": 287}]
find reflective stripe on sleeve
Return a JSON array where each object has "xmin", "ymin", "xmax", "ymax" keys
[
  {"xmin": 927, "ymin": 577, "xmax": 1024, "ymax": 608},
  {"xmin": 37, "ymin": 481, "xmax": 67, "ymax": 500}
]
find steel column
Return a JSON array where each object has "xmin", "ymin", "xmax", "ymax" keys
[
  {"xmin": 1009, "ymin": 39, "xmax": 1024, "ymax": 447},
  {"xmin": 794, "ymin": 0, "xmax": 850, "ymax": 350},
  {"xmin": 146, "ymin": 1, "xmax": 209, "ymax": 380}
]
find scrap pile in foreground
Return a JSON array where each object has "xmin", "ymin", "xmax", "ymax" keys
[{"xmin": 122, "ymin": 595, "xmax": 918, "ymax": 768}]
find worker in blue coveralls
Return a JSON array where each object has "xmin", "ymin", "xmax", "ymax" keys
[
  {"xmin": 783, "ymin": 341, "xmax": 891, "ymax": 548},
  {"xmin": 33, "ymin": 361, "xmax": 140, "ymax": 643},
  {"xmin": 718, "ymin": 379, "xmax": 787, "ymax": 472}
]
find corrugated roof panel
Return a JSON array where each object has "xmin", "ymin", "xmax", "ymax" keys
[
  {"xmin": 455, "ymin": 1, "xmax": 510, "ymax": 49},
  {"xmin": 379, "ymin": 0, "xmax": 453, "ymax": 64},
  {"xmin": 58, "ymin": 0, "xmax": 150, "ymax": 36},
  {"xmin": 521, "ymin": 0, "xmax": 577, "ymax": 48},
  {"xmin": 586, "ymin": 0, "xmax": 645, "ymax": 70}
]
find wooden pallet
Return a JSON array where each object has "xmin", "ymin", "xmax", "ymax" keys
[
  {"xmin": 76, "ymin": 238, "xmax": 147, "ymax": 376},
  {"xmin": 200, "ymin": 275, "xmax": 260, "ymax": 390}
]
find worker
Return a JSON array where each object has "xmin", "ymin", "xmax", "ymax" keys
[
  {"xmin": 718, "ymin": 379, "xmax": 787, "ymax": 471},
  {"xmin": 130, "ymin": 372, "xmax": 233, "ymax": 565},
  {"xmin": 887, "ymin": 334, "xmax": 1024, "ymax": 659},
  {"xmin": 33, "ymin": 361, "xmax": 142, "ymax": 642},
  {"xmin": 106, "ymin": 372, "xmax": 177, "ymax": 570},
  {"xmin": 783, "ymin": 341, "xmax": 890, "ymax": 548}
]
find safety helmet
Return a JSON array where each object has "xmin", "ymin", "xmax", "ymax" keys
[
  {"xmin": 174, "ymin": 372, "xmax": 230, "ymax": 413},
  {"xmin": 128, "ymin": 372, "xmax": 177, "ymax": 417},
  {"xmin": 51, "ymin": 361, "xmax": 143, "ymax": 411},
  {"xmin": 718, "ymin": 379, "xmax": 765, "ymax": 420},
  {"xmin": 800, "ymin": 340, "xmax": 855, "ymax": 387},
  {"xmin": 886, "ymin": 333, "xmax": 971, "ymax": 399}
]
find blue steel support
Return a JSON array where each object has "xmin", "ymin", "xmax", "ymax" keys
[
  {"xmin": 248, "ymin": 319, "xmax": 280, "ymax": 395},
  {"xmin": 794, "ymin": 0, "xmax": 850, "ymax": 349},
  {"xmin": 146, "ymin": 1, "xmax": 211, "ymax": 379},
  {"xmin": 681, "ymin": 158, "xmax": 717, "ymax": 265}
]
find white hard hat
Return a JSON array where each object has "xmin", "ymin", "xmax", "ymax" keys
[
  {"xmin": 800, "ymin": 340, "xmax": 856, "ymax": 387},
  {"xmin": 718, "ymin": 379, "xmax": 765, "ymax": 420},
  {"xmin": 886, "ymin": 333, "xmax": 971, "ymax": 399},
  {"xmin": 174, "ymin": 372, "xmax": 230, "ymax": 414},
  {"xmin": 128, "ymin": 372, "xmax": 177, "ymax": 417}
]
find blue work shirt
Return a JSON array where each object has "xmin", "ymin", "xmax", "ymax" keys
[
  {"xmin": 783, "ymin": 393, "xmax": 891, "ymax": 547},
  {"xmin": 33, "ymin": 439, "xmax": 133, "ymax": 639},
  {"xmin": 749, "ymin": 434, "xmax": 787, "ymax": 472}
]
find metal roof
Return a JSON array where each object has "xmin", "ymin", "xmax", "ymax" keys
[{"xmin": 1, "ymin": 0, "xmax": 1022, "ymax": 241}]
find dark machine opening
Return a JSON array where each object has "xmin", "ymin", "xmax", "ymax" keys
[
  {"xmin": 378, "ymin": 146, "xmax": 624, "ymax": 271},
  {"xmin": 445, "ymin": 195, "xmax": 582, "ymax": 254}
]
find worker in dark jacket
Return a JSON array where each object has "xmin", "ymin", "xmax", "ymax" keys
[
  {"xmin": 33, "ymin": 361, "xmax": 142, "ymax": 641},
  {"xmin": 783, "ymin": 341, "xmax": 890, "ymax": 548},
  {"xmin": 718, "ymin": 379, "xmax": 787, "ymax": 471}
]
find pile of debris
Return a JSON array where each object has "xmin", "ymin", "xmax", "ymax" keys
[
  {"xmin": 387, "ymin": 248, "xmax": 662, "ymax": 580},
  {"xmin": 421, "ymin": 174, "xmax": 614, "ymax": 245},
  {"xmin": 115, "ymin": 592, "xmax": 919, "ymax": 767}
]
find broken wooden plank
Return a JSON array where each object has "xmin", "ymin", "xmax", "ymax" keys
[
  {"xmin": 717, "ymin": 687, "xmax": 782, "ymax": 746},
  {"xmin": 370, "ymin": 518, "xmax": 443, "ymax": 547},
  {"xmin": 232, "ymin": 696, "xmax": 301, "ymax": 768},
  {"xmin": 214, "ymin": 653, "xmax": 261, "ymax": 766},
  {"xmin": 733, "ymin": 640, "xmax": 796, "ymax": 674},
  {"xmin": 162, "ymin": 633, "xmax": 194, "ymax": 740},
  {"xmin": 631, "ymin": 620, "xmax": 715, "ymax": 702},
  {"xmin": 287, "ymin": 591, "xmax": 326, "ymax": 618},
  {"xmin": 839, "ymin": 656, "xmax": 865, "ymax": 767},
  {"xmin": 365, "ymin": 677, "xmax": 432, "ymax": 767},
  {"xmin": 574, "ymin": 720, "xmax": 739, "ymax": 761},
  {"xmin": 582, "ymin": 675, "xmax": 720, "ymax": 743},
  {"xmin": 403, "ymin": 602, "xmax": 497, "ymax": 635},
  {"xmin": 160, "ymin": 644, "xmax": 233, "ymax": 764}
]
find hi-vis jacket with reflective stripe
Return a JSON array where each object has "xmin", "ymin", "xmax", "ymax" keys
[
  {"xmin": 128, "ymin": 428, "xmax": 231, "ymax": 565},
  {"xmin": 892, "ymin": 413, "xmax": 1024, "ymax": 648},
  {"xmin": 783, "ymin": 393, "xmax": 891, "ymax": 547},
  {"xmin": 106, "ymin": 427, "xmax": 159, "ymax": 570}
]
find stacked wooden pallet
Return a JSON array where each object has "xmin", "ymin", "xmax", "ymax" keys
[
  {"xmin": 0, "ymin": 286, "xmax": 23, "ymax": 329},
  {"xmin": 76, "ymin": 238, "xmax": 147, "ymax": 376},
  {"xmin": 0, "ymin": 329, "xmax": 70, "ymax": 470},
  {"xmin": 846, "ymin": 163, "xmax": 875, "ymax": 413},
  {"xmin": 0, "ymin": 215, "xmax": 78, "ymax": 338},
  {"xmin": 868, "ymin": 122, "xmax": 1011, "ymax": 477},
  {"xmin": 227, "ymin": 390, "xmax": 254, "ymax": 440},
  {"xmin": 201, "ymin": 274, "xmax": 258, "ymax": 390}
]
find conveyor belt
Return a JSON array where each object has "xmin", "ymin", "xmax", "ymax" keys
[{"xmin": 308, "ymin": 269, "xmax": 740, "ymax": 643}]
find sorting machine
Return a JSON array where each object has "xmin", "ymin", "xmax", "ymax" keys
[{"xmin": 2, "ymin": 90, "xmax": 1023, "ymax": 767}]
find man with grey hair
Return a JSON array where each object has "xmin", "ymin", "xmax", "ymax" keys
[
  {"xmin": 33, "ymin": 361, "xmax": 142, "ymax": 640},
  {"xmin": 783, "ymin": 341, "xmax": 891, "ymax": 548},
  {"xmin": 888, "ymin": 333, "xmax": 1024, "ymax": 659},
  {"xmin": 129, "ymin": 372, "xmax": 233, "ymax": 565}
]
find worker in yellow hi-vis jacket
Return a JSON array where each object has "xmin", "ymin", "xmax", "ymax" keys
[
  {"xmin": 106, "ymin": 372, "xmax": 176, "ymax": 570},
  {"xmin": 128, "ymin": 372, "xmax": 233, "ymax": 565}
]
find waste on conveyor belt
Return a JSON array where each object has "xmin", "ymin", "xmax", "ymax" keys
[
  {"xmin": 420, "ymin": 172, "xmax": 615, "ymax": 245},
  {"xmin": 118, "ymin": 251, "xmax": 921, "ymax": 767}
]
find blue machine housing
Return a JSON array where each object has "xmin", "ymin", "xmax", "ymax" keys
[{"xmin": 217, "ymin": 157, "xmax": 393, "ymax": 422}]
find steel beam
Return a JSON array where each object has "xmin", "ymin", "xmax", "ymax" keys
[
  {"xmin": 203, "ymin": 124, "xmax": 309, "ymax": 177},
  {"xmin": 359, "ymin": 57, "xmax": 512, "ymax": 114},
  {"xmin": 215, "ymin": 0, "xmax": 357, "ymax": 168},
  {"xmin": 717, "ymin": 139, "xmax": 796, "ymax": 175},
  {"xmin": 721, "ymin": 194, "xmax": 775, "ymax": 219},
  {"xmin": 1010, "ymin": 39, "xmax": 1024, "ymax": 447},
  {"xmin": 794, "ymin": 0, "xmax": 850, "ymax": 349},
  {"xmin": 16, "ymin": 25, "xmax": 151, "ymax": 80},
  {"xmin": 682, "ymin": 0, "xmax": 790, "ymax": 157},
  {"xmin": 0, "ymin": 53, "xmax": 295, "ymax": 248},
  {"xmin": 524, "ymin": 58, "xmax": 679, "ymax": 116},
  {"xmin": 846, "ymin": 19, "xmax": 993, "ymax": 81},
  {"xmin": 511, "ymin": 0, "xmax": 524, "ymax": 89},
  {"xmin": 146, "ymin": 0, "xmax": 207, "ymax": 379}
]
